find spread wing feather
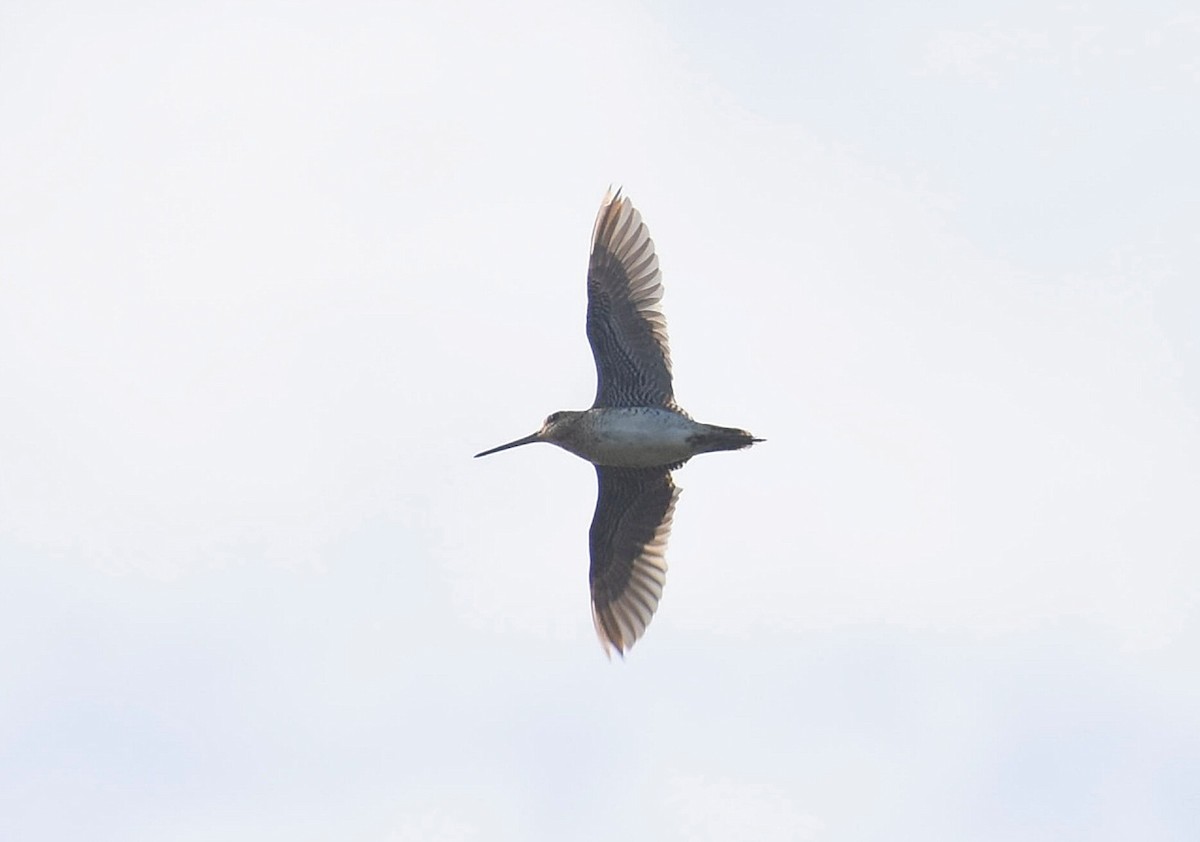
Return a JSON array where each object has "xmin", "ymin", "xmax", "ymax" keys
[
  {"xmin": 589, "ymin": 466, "xmax": 679, "ymax": 657},
  {"xmin": 586, "ymin": 190, "xmax": 676, "ymax": 409}
]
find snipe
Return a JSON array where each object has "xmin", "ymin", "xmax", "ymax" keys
[{"xmin": 476, "ymin": 189, "xmax": 761, "ymax": 657}]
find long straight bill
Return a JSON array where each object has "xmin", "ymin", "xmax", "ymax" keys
[{"xmin": 473, "ymin": 431, "xmax": 541, "ymax": 458}]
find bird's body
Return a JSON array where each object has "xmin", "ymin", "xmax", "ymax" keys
[
  {"xmin": 533, "ymin": 407, "xmax": 755, "ymax": 469},
  {"xmin": 476, "ymin": 189, "xmax": 760, "ymax": 657}
]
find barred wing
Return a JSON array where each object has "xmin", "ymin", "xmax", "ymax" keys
[
  {"xmin": 586, "ymin": 189, "xmax": 675, "ymax": 409},
  {"xmin": 589, "ymin": 466, "xmax": 680, "ymax": 657}
]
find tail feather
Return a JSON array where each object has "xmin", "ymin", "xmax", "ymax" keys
[{"xmin": 687, "ymin": 425, "xmax": 763, "ymax": 454}]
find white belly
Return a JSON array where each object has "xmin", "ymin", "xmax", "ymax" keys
[{"xmin": 562, "ymin": 408, "xmax": 698, "ymax": 468}]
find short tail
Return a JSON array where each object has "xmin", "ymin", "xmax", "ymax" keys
[{"xmin": 687, "ymin": 425, "xmax": 764, "ymax": 454}]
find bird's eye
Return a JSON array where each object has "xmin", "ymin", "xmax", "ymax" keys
[{"xmin": 546, "ymin": 412, "xmax": 560, "ymax": 424}]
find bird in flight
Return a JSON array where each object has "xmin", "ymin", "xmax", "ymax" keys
[{"xmin": 476, "ymin": 189, "xmax": 761, "ymax": 657}]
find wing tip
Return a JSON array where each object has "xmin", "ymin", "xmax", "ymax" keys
[
  {"xmin": 602, "ymin": 183, "xmax": 624, "ymax": 206},
  {"xmin": 593, "ymin": 185, "xmax": 634, "ymax": 248},
  {"xmin": 592, "ymin": 604, "xmax": 624, "ymax": 660}
]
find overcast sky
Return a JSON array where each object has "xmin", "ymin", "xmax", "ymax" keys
[{"xmin": 2, "ymin": 1, "xmax": 1198, "ymax": 840}]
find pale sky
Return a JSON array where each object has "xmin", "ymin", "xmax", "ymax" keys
[{"xmin": 1, "ymin": 1, "xmax": 1198, "ymax": 840}]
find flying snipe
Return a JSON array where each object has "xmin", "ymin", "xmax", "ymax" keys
[{"xmin": 476, "ymin": 189, "xmax": 761, "ymax": 657}]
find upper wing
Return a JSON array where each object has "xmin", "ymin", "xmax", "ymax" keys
[
  {"xmin": 586, "ymin": 189, "xmax": 676, "ymax": 409},
  {"xmin": 588, "ymin": 465, "xmax": 680, "ymax": 657}
]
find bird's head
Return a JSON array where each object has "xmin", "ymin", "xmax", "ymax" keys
[{"xmin": 474, "ymin": 410, "xmax": 584, "ymax": 458}]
